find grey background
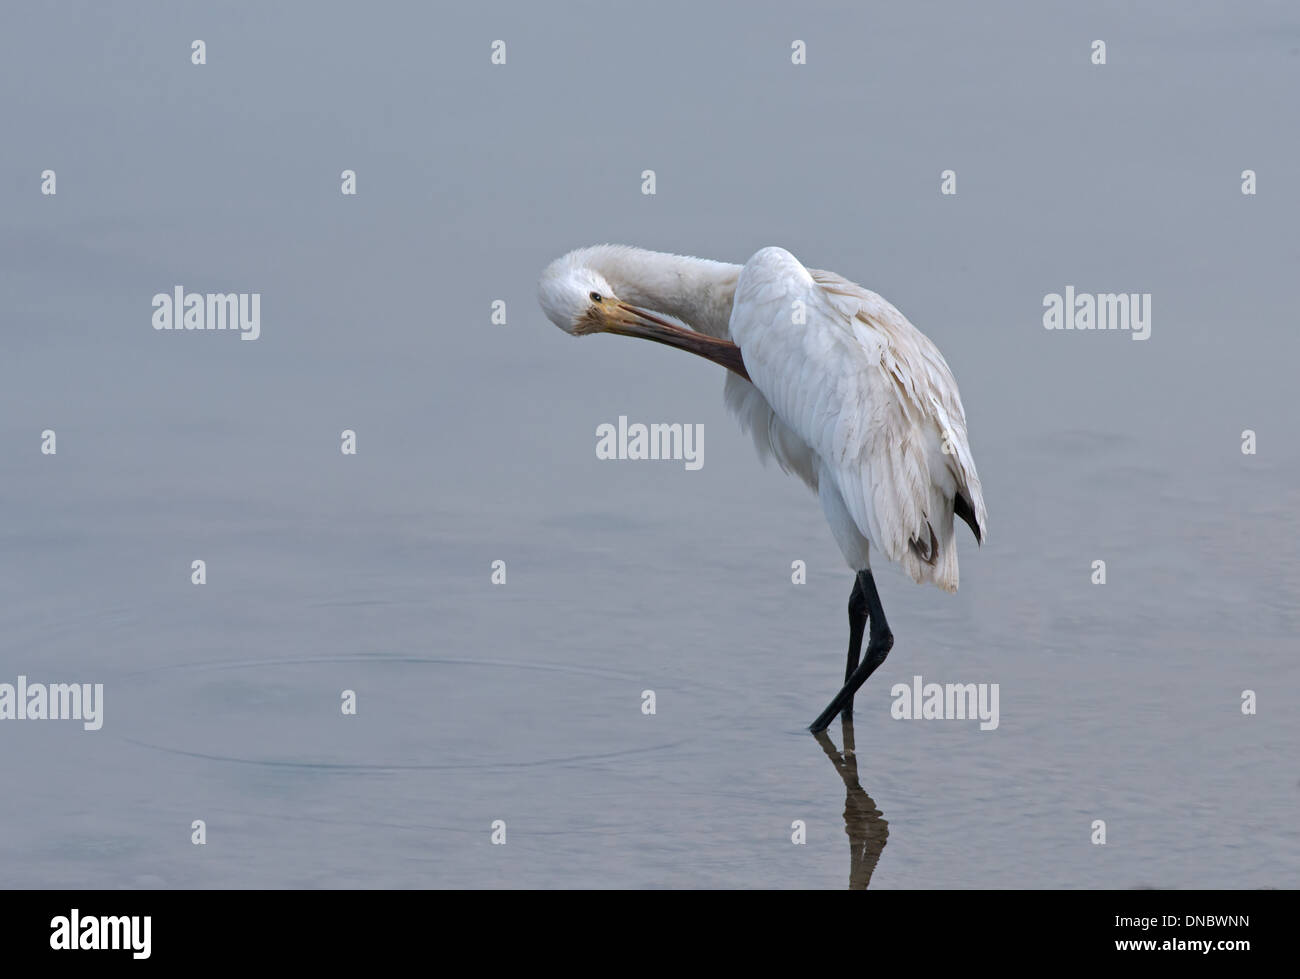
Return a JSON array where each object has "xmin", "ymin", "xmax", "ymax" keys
[{"xmin": 2, "ymin": 0, "xmax": 1297, "ymax": 888}]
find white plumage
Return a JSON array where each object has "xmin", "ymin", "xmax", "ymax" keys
[
  {"xmin": 730, "ymin": 246, "xmax": 986, "ymax": 591},
  {"xmin": 539, "ymin": 243, "xmax": 986, "ymax": 593},
  {"xmin": 540, "ymin": 243, "xmax": 987, "ymax": 730}
]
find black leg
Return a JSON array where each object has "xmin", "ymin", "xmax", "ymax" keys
[
  {"xmin": 842, "ymin": 573, "xmax": 869, "ymax": 720},
  {"xmin": 809, "ymin": 570, "xmax": 893, "ymax": 733}
]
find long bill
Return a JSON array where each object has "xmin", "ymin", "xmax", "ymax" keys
[{"xmin": 605, "ymin": 303, "xmax": 751, "ymax": 382}]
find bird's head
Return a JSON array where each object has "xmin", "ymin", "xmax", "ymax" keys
[
  {"xmin": 537, "ymin": 250, "xmax": 752, "ymax": 380},
  {"xmin": 537, "ymin": 263, "xmax": 623, "ymax": 336},
  {"xmin": 538, "ymin": 260, "xmax": 707, "ymax": 343}
]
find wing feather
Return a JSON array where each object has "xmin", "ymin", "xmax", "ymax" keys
[
  {"xmin": 730, "ymin": 248, "xmax": 986, "ymax": 590},
  {"xmin": 813, "ymin": 267, "xmax": 987, "ymax": 544}
]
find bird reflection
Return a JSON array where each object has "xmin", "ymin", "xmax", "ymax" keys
[{"xmin": 813, "ymin": 715, "xmax": 889, "ymax": 889}]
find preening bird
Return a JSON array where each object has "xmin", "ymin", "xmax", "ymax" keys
[{"xmin": 538, "ymin": 245, "xmax": 987, "ymax": 732}]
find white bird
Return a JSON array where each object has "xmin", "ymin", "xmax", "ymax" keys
[{"xmin": 539, "ymin": 244, "xmax": 987, "ymax": 732}]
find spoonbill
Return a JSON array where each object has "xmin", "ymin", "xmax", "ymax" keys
[{"xmin": 538, "ymin": 245, "xmax": 987, "ymax": 732}]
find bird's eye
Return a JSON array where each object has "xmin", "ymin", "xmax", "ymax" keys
[{"xmin": 589, "ymin": 291, "xmax": 603, "ymax": 302}]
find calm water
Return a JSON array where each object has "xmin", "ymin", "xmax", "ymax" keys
[{"xmin": 2, "ymin": 0, "xmax": 1298, "ymax": 888}]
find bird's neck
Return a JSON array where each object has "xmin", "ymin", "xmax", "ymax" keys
[{"xmin": 577, "ymin": 245, "xmax": 741, "ymax": 338}]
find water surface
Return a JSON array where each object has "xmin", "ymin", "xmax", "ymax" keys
[{"xmin": 2, "ymin": 0, "xmax": 1297, "ymax": 888}]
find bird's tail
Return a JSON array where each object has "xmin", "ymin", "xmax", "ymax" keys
[{"xmin": 901, "ymin": 490, "xmax": 960, "ymax": 593}]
